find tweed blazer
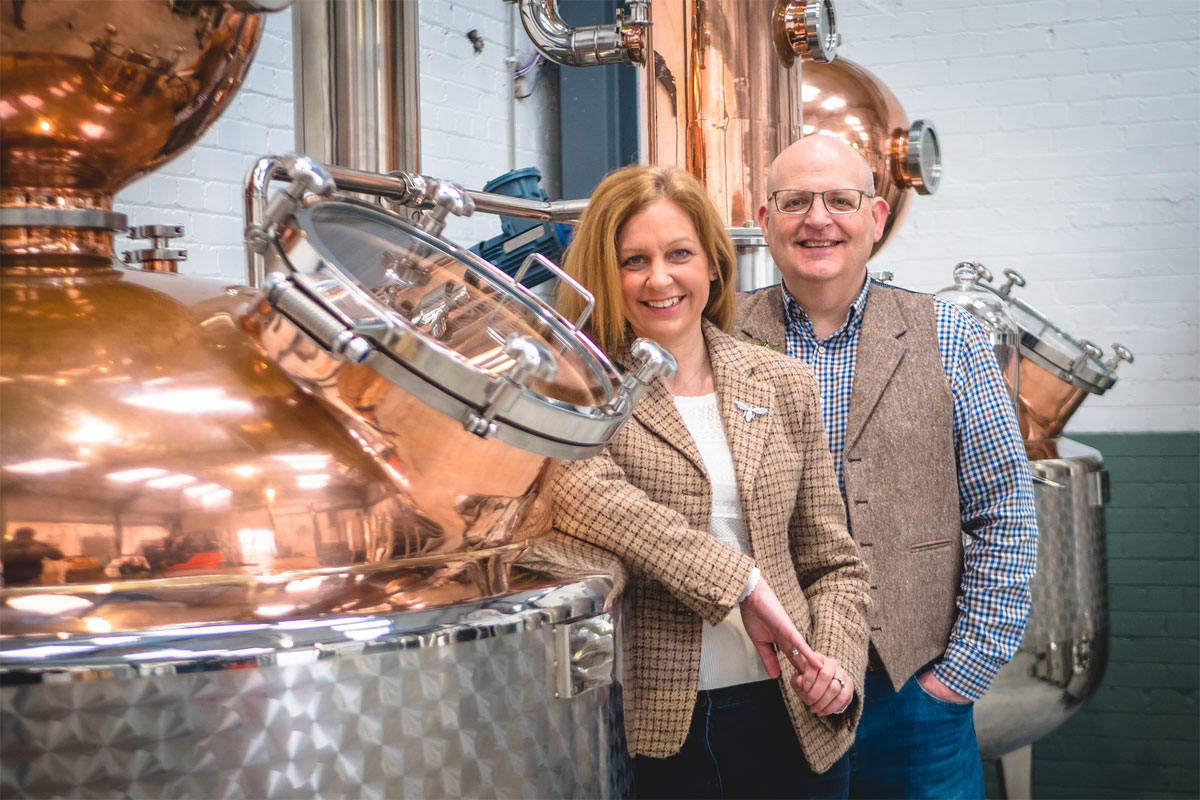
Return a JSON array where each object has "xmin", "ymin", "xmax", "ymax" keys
[
  {"xmin": 551, "ymin": 321, "xmax": 870, "ymax": 773},
  {"xmin": 735, "ymin": 284, "xmax": 964, "ymax": 690}
]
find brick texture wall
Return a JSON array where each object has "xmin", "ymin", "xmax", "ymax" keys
[{"xmin": 832, "ymin": 0, "xmax": 1199, "ymax": 435}]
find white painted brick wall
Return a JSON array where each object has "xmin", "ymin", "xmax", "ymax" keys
[
  {"xmin": 835, "ymin": 0, "xmax": 1199, "ymax": 434},
  {"xmin": 112, "ymin": 0, "xmax": 1197, "ymax": 433},
  {"xmin": 115, "ymin": 7, "xmax": 296, "ymax": 282}
]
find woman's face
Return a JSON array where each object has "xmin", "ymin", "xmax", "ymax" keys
[{"xmin": 615, "ymin": 199, "xmax": 715, "ymax": 351}]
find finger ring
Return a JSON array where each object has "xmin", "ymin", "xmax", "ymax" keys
[
  {"xmin": 834, "ymin": 676, "xmax": 846, "ymax": 689},
  {"xmin": 788, "ymin": 649, "xmax": 801, "ymax": 657}
]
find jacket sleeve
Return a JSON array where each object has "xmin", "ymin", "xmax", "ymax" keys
[
  {"xmin": 785, "ymin": 368, "xmax": 872, "ymax": 724},
  {"xmin": 552, "ymin": 449, "xmax": 755, "ymax": 626}
]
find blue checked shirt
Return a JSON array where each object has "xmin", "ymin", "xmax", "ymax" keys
[{"xmin": 781, "ymin": 278, "xmax": 1038, "ymax": 700}]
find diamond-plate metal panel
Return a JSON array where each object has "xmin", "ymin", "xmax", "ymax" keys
[
  {"xmin": 1, "ymin": 613, "xmax": 632, "ymax": 798},
  {"xmin": 975, "ymin": 445, "xmax": 1110, "ymax": 759}
]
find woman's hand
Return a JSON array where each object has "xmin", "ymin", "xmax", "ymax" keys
[
  {"xmin": 739, "ymin": 577, "xmax": 820, "ymax": 679},
  {"xmin": 790, "ymin": 652, "xmax": 854, "ymax": 717}
]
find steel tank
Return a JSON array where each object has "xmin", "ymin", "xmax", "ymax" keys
[
  {"xmin": 0, "ymin": 2, "xmax": 662, "ymax": 796},
  {"xmin": 974, "ymin": 438, "xmax": 1110, "ymax": 759},
  {"xmin": 936, "ymin": 265, "xmax": 1133, "ymax": 766}
]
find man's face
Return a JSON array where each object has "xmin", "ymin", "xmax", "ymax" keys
[{"xmin": 757, "ymin": 139, "xmax": 889, "ymax": 291}]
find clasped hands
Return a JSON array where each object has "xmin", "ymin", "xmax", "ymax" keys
[{"xmin": 740, "ymin": 578, "xmax": 854, "ymax": 717}]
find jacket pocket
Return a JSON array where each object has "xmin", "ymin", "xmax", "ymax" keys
[{"xmin": 910, "ymin": 538, "xmax": 952, "ymax": 553}]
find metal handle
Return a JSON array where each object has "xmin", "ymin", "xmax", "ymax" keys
[
  {"xmin": 464, "ymin": 334, "xmax": 560, "ymax": 438},
  {"xmin": 244, "ymin": 153, "xmax": 337, "ymax": 287},
  {"xmin": 997, "ymin": 268, "xmax": 1026, "ymax": 296},
  {"xmin": 1104, "ymin": 343, "xmax": 1134, "ymax": 371},
  {"xmin": 613, "ymin": 339, "xmax": 677, "ymax": 415},
  {"xmin": 1071, "ymin": 340, "xmax": 1104, "ymax": 373},
  {"xmin": 415, "ymin": 179, "xmax": 476, "ymax": 237},
  {"xmin": 1031, "ymin": 473, "xmax": 1066, "ymax": 489},
  {"xmin": 957, "ymin": 260, "xmax": 993, "ymax": 283},
  {"xmin": 515, "ymin": 252, "xmax": 595, "ymax": 331},
  {"xmin": 264, "ymin": 274, "xmax": 372, "ymax": 364}
]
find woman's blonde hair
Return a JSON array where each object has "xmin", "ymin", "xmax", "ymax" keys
[{"xmin": 558, "ymin": 165, "xmax": 738, "ymax": 355}]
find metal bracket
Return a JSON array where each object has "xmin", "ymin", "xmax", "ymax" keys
[
  {"xmin": 122, "ymin": 224, "xmax": 187, "ymax": 268},
  {"xmin": 462, "ymin": 334, "xmax": 558, "ymax": 438},
  {"xmin": 550, "ymin": 614, "xmax": 615, "ymax": 699}
]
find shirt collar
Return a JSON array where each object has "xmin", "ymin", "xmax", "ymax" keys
[{"xmin": 780, "ymin": 275, "xmax": 872, "ymax": 342}]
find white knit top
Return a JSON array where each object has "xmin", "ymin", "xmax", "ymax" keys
[{"xmin": 672, "ymin": 393, "xmax": 771, "ymax": 690}]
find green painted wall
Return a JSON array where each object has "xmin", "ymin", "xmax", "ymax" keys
[{"xmin": 986, "ymin": 432, "xmax": 1199, "ymax": 799}]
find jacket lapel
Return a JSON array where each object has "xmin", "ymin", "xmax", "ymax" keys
[
  {"xmin": 706, "ymin": 323, "xmax": 775, "ymax": 519},
  {"xmin": 734, "ymin": 286, "xmax": 788, "ymax": 352},
  {"xmin": 844, "ymin": 286, "xmax": 907, "ymax": 452}
]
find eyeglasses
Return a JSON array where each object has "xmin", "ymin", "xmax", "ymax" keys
[{"xmin": 769, "ymin": 189, "xmax": 873, "ymax": 215}]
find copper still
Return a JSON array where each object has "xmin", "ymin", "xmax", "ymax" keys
[
  {"xmin": 734, "ymin": 53, "xmax": 944, "ymax": 290},
  {"xmin": 0, "ymin": 2, "xmax": 663, "ymax": 796},
  {"xmin": 799, "ymin": 55, "xmax": 941, "ymax": 258},
  {"xmin": 518, "ymin": 0, "xmax": 839, "ymax": 229}
]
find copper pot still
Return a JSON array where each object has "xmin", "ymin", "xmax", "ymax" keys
[
  {"xmin": 0, "ymin": 0, "xmax": 645, "ymax": 633},
  {"xmin": 0, "ymin": 0, "xmax": 426, "ymax": 630},
  {"xmin": 800, "ymin": 56, "xmax": 942, "ymax": 257}
]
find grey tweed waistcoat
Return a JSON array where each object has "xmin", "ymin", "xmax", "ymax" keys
[{"xmin": 735, "ymin": 281, "xmax": 962, "ymax": 691}]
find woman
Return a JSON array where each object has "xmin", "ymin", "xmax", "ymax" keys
[{"xmin": 552, "ymin": 165, "xmax": 870, "ymax": 799}]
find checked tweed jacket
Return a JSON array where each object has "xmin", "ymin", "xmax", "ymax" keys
[{"xmin": 551, "ymin": 321, "xmax": 870, "ymax": 773}]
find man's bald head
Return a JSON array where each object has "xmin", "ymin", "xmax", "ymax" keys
[
  {"xmin": 766, "ymin": 135, "xmax": 876, "ymax": 197},
  {"xmin": 757, "ymin": 134, "xmax": 890, "ymax": 309}
]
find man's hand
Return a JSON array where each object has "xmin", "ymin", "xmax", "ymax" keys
[{"xmin": 917, "ymin": 668, "xmax": 971, "ymax": 704}]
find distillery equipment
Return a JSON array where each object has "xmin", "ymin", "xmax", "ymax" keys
[
  {"xmin": 800, "ymin": 56, "xmax": 942, "ymax": 256},
  {"xmin": 0, "ymin": 2, "xmax": 674, "ymax": 796},
  {"xmin": 728, "ymin": 53, "xmax": 944, "ymax": 290},
  {"xmin": 935, "ymin": 262, "xmax": 1022, "ymax": 412},
  {"xmin": 936, "ymin": 263, "xmax": 1133, "ymax": 796},
  {"xmin": 516, "ymin": 0, "xmax": 843, "ymax": 291}
]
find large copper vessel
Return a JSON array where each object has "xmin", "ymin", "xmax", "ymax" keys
[
  {"xmin": 0, "ymin": 0, "xmax": 536, "ymax": 622},
  {"xmin": 640, "ymin": 0, "xmax": 837, "ymax": 227},
  {"xmin": 1, "ymin": 3, "xmax": 647, "ymax": 796},
  {"xmin": 800, "ymin": 56, "xmax": 941, "ymax": 257},
  {"xmin": 963, "ymin": 267, "xmax": 1132, "ymax": 461}
]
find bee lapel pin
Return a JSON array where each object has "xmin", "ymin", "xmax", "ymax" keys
[{"xmin": 735, "ymin": 400, "xmax": 768, "ymax": 422}]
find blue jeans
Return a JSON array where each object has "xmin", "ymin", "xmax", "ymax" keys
[
  {"xmin": 848, "ymin": 670, "xmax": 984, "ymax": 799},
  {"xmin": 634, "ymin": 679, "xmax": 850, "ymax": 799}
]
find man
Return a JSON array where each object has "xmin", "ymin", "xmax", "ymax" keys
[
  {"xmin": 1, "ymin": 527, "xmax": 65, "ymax": 586},
  {"xmin": 735, "ymin": 135, "xmax": 1038, "ymax": 799}
]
